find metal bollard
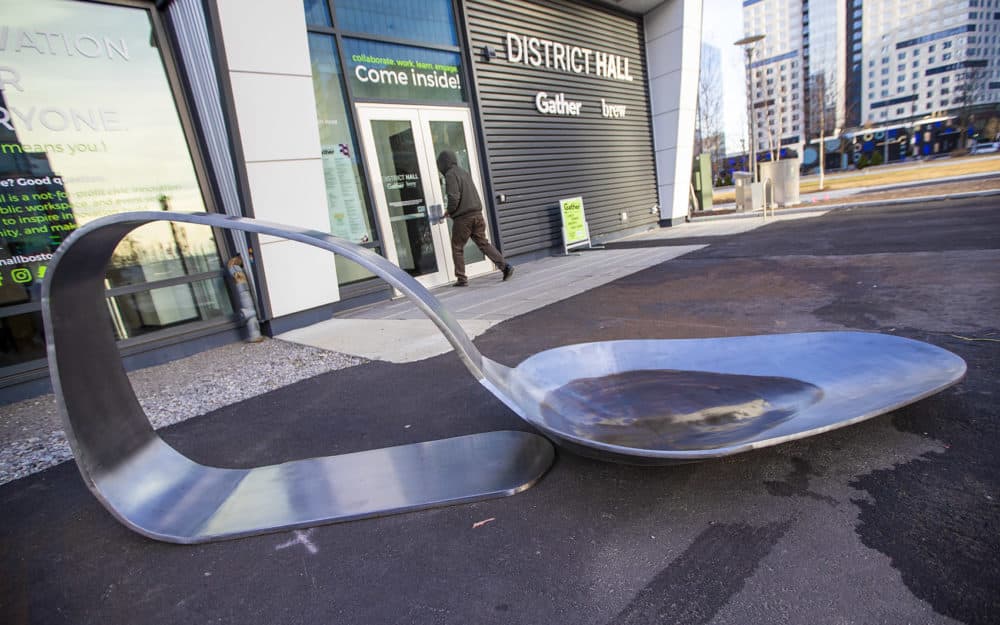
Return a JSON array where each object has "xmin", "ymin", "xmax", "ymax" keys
[{"xmin": 226, "ymin": 256, "xmax": 262, "ymax": 342}]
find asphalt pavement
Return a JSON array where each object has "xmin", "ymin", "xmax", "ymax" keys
[{"xmin": 1, "ymin": 195, "xmax": 998, "ymax": 625}]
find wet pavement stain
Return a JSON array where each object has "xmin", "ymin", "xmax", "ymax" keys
[
  {"xmin": 764, "ymin": 457, "xmax": 838, "ymax": 505},
  {"xmin": 850, "ymin": 332, "xmax": 1000, "ymax": 625},
  {"xmin": 610, "ymin": 521, "xmax": 793, "ymax": 625}
]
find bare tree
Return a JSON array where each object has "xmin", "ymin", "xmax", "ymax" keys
[
  {"xmin": 761, "ymin": 91, "xmax": 783, "ymax": 161},
  {"xmin": 761, "ymin": 79, "xmax": 791, "ymax": 162},
  {"xmin": 696, "ymin": 45, "xmax": 726, "ymax": 171},
  {"xmin": 807, "ymin": 71, "xmax": 840, "ymax": 190},
  {"xmin": 953, "ymin": 66, "xmax": 990, "ymax": 151}
]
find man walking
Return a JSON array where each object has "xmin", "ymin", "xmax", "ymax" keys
[{"xmin": 436, "ymin": 150, "xmax": 514, "ymax": 286}]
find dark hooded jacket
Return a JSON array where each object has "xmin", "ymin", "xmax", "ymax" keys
[{"xmin": 436, "ymin": 150, "xmax": 482, "ymax": 219}]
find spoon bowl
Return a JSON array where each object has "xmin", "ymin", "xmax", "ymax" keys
[{"xmin": 479, "ymin": 333, "xmax": 966, "ymax": 464}]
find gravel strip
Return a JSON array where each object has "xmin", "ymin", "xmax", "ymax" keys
[{"xmin": 0, "ymin": 338, "xmax": 366, "ymax": 486}]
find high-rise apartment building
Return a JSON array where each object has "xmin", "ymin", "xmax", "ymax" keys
[
  {"xmin": 854, "ymin": 0, "xmax": 999, "ymax": 124},
  {"xmin": 741, "ymin": 0, "xmax": 807, "ymax": 153},
  {"xmin": 742, "ymin": 0, "xmax": 1000, "ymax": 151}
]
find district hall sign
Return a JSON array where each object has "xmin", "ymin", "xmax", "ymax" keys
[{"xmin": 503, "ymin": 32, "xmax": 633, "ymax": 118}]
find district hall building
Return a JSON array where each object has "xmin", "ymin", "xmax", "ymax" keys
[{"xmin": 0, "ymin": 0, "xmax": 702, "ymax": 400}]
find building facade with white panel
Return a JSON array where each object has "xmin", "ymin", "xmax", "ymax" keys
[
  {"xmin": 857, "ymin": 0, "xmax": 1000, "ymax": 124},
  {"xmin": 0, "ymin": 0, "xmax": 704, "ymax": 399}
]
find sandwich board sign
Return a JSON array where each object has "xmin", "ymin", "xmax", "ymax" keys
[{"xmin": 559, "ymin": 196, "xmax": 596, "ymax": 254}]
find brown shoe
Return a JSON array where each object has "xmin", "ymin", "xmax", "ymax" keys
[{"xmin": 453, "ymin": 280, "xmax": 468, "ymax": 287}]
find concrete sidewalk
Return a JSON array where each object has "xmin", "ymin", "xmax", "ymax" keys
[{"xmin": 278, "ymin": 208, "xmax": 830, "ymax": 362}]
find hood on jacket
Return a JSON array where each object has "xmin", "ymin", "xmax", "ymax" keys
[{"xmin": 436, "ymin": 150, "xmax": 458, "ymax": 174}]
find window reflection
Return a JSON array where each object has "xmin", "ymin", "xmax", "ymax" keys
[
  {"xmin": 107, "ymin": 277, "xmax": 233, "ymax": 340},
  {"xmin": 333, "ymin": 0, "xmax": 458, "ymax": 46},
  {"xmin": 303, "ymin": 0, "xmax": 332, "ymax": 27},
  {"xmin": 371, "ymin": 120, "xmax": 437, "ymax": 277},
  {"xmin": 0, "ymin": 312, "xmax": 44, "ymax": 367},
  {"xmin": 0, "ymin": 0, "xmax": 232, "ymax": 367}
]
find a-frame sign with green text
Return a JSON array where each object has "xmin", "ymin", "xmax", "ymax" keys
[{"xmin": 559, "ymin": 196, "xmax": 598, "ymax": 255}]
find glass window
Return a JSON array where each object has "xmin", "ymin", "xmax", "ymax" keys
[
  {"xmin": 334, "ymin": 0, "xmax": 458, "ymax": 46},
  {"xmin": 303, "ymin": 0, "xmax": 332, "ymax": 27},
  {"xmin": 369, "ymin": 119, "xmax": 438, "ymax": 277},
  {"xmin": 107, "ymin": 276, "xmax": 231, "ymax": 339},
  {"xmin": 0, "ymin": 0, "xmax": 231, "ymax": 366},
  {"xmin": 307, "ymin": 33, "xmax": 381, "ymax": 286},
  {"xmin": 342, "ymin": 39, "xmax": 466, "ymax": 103},
  {"xmin": 0, "ymin": 312, "xmax": 44, "ymax": 366}
]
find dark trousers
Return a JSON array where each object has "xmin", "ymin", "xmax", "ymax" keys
[{"xmin": 451, "ymin": 213, "xmax": 505, "ymax": 281}]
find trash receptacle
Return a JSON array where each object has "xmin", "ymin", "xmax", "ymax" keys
[
  {"xmin": 733, "ymin": 171, "xmax": 752, "ymax": 211},
  {"xmin": 748, "ymin": 181, "xmax": 765, "ymax": 212},
  {"xmin": 758, "ymin": 158, "xmax": 801, "ymax": 208}
]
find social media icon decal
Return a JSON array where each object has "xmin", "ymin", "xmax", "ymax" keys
[{"xmin": 11, "ymin": 268, "xmax": 32, "ymax": 284}]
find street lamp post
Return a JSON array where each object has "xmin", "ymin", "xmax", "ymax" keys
[{"xmin": 735, "ymin": 34, "xmax": 765, "ymax": 183}]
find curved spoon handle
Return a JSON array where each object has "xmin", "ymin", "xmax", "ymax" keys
[{"xmin": 40, "ymin": 212, "xmax": 549, "ymax": 543}]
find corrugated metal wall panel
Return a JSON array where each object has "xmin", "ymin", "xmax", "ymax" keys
[{"xmin": 464, "ymin": 0, "xmax": 659, "ymax": 256}]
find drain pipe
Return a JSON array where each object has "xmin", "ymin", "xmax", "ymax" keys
[{"xmin": 226, "ymin": 255, "xmax": 262, "ymax": 342}]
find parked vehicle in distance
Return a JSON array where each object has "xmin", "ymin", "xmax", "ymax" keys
[{"xmin": 970, "ymin": 141, "xmax": 1000, "ymax": 154}]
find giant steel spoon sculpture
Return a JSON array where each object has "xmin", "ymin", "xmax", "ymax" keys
[{"xmin": 43, "ymin": 212, "xmax": 966, "ymax": 543}]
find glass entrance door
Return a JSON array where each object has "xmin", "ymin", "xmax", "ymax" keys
[{"xmin": 356, "ymin": 105, "xmax": 494, "ymax": 288}]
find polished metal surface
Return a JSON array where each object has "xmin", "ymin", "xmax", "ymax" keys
[
  {"xmin": 42, "ymin": 212, "xmax": 553, "ymax": 544},
  {"xmin": 483, "ymin": 333, "xmax": 966, "ymax": 465},
  {"xmin": 45, "ymin": 212, "xmax": 966, "ymax": 543}
]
